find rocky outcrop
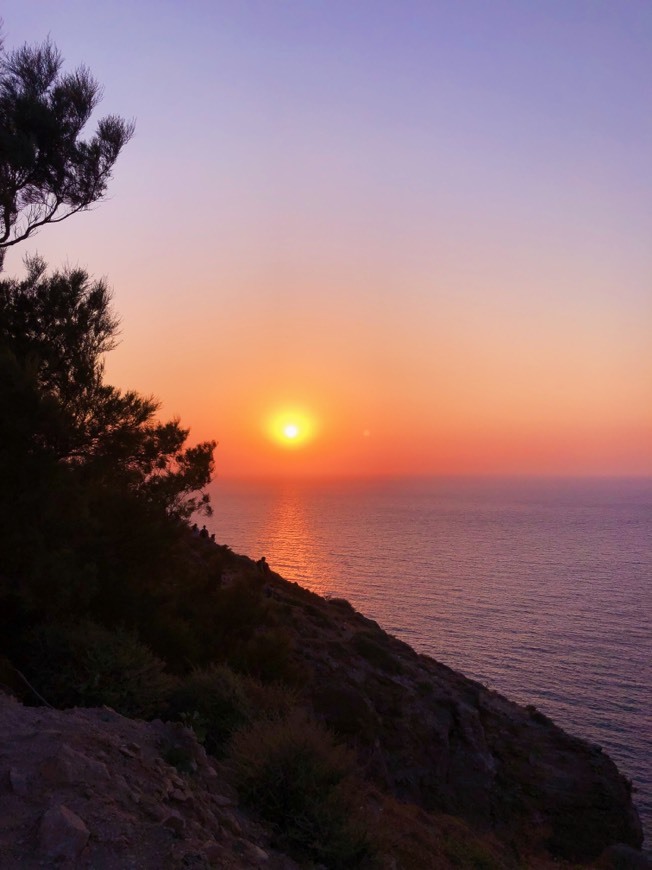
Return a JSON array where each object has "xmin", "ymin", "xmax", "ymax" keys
[
  {"xmin": 259, "ymin": 571, "xmax": 644, "ymax": 863},
  {"xmin": 0, "ymin": 693, "xmax": 296, "ymax": 869}
]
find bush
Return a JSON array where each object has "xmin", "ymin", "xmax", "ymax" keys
[
  {"xmin": 229, "ymin": 626, "xmax": 297, "ymax": 684},
  {"xmin": 166, "ymin": 665, "xmax": 299, "ymax": 756},
  {"xmin": 229, "ymin": 711, "xmax": 372, "ymax": 867},
  {"xmin": 22, "ymin": 620, "xmax": 174, "ymax": 718},
  {"xmin": 166, "ymin": 665, "xmax": 254, "ymax": 756}
]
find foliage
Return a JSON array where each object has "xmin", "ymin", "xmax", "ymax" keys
[
  {"xmin": 21, "ymin": 620, "xmax": 175, "ymax": 718},
  {"xmin": 0, "ymin": 257, "xmax": 216, "ymax": 646},
  {"xmin": 0, "ymin": 257, "xmax": 215, "ymax": 517},
  {"xmin": 167, "ymin": 665, "xmax": 299, "ymax": 756},
  {"xmin": 229, "ymin": 711, "xmax": 372, "ymax": 867},
  {"xmin": 364, "ymin": 797, "xmax": 507, "ymax": 870},
  {"xmin": 0, "ymin": 36, "xmax": 133, "ymax": 269},
  {"xmin": 167, "ymin": 665, "xmax": 255, "ymax": 756},
  {"xmin": 228, "ymin": 624, "xmax": 297, "ymax": 684}
]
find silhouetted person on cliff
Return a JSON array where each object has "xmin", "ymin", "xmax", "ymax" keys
[{"xmin": 199, "ymin": 525, "xmax": 209, "ymax": 539}]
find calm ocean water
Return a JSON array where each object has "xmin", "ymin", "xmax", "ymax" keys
[{"xmin": 208, "ymin": 476, "xmax": 652, "ymax": 843}]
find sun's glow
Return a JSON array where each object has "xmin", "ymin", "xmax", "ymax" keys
[{"xmin": 266, "ymin": 409, "xmax": 317, "ymax": 448}]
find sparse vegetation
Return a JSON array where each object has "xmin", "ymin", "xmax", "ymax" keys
[
  {"xmin": 166, "ymin": 665, "xmax": 254, "ymax": 756},
  {"xmin": 22, "ymin": 621, "xmax": 174, "ymax": 718},
  {"xmin": 229, "ymin": 711, "xmax": 372, "ymax": 866}
]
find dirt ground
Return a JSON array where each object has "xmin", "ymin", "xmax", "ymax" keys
[{"xmin": 0, "ymin": 692, "xmax": 297, "ymax": 869}]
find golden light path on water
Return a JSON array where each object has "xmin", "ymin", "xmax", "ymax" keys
[{"xmin": 256, "ymin": 484, "xmax": 330, "ymax": 595}]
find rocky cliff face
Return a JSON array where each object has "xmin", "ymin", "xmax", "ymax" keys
[
  {"xmin": 0, "ymin": 693, "xmax": 294, "ymax": 869},
  {"xmin": 256, "ymin": 565, "xmax": 643, "ymax": 863}
]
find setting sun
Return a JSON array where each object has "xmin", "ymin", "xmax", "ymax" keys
[{"xmin": 266, "ymin": 409, "xmax": 317, "ymax": 449}]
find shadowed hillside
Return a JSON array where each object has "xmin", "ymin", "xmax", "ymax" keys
[{"xmin": 1, "ymin": 534, "xmax": 645, "ymax": 868}]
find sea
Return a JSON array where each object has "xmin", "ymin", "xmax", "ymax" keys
[{"xmin": 208, "ymin": 476, "xmax": 652, "ymax": 844}]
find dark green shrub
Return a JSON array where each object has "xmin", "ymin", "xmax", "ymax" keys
[
  {"xmin": 229, "ymin": 712, "xmax": 372, "ymax": 867},
  {"xmin": 229, "ymin": 626, "xmax": 296, "ymax": 684},
  {"xmin": 167, "ymin": 665, "xmax": 299, "ymax": 756},
  {"xmin": 166, "ymin": 665, "xmax": 253, "ymax": 756},
  {"xmin": 23, "ymin": 620, "xmax": 174, "ymax": 717},
  {"xmin": 239, "ymin": 677, "xmax": 298, "ymax": 722}
]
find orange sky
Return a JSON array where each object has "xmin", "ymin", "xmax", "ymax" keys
[{"xmin": 4, "ymin": 2, "xmax": 652, "ymax": 478}]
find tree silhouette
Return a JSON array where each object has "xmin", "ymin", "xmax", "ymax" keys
[
  {"xmin": 0, "ymin": 30, "xmax": 217, "ymax": 654},
  {"xmin": 0, "ymin": 36, "xmax": 134, "ymax": 269},
  {"xmin": 0, "ymin": 256, "xmax": 216, "ymax": 520}
]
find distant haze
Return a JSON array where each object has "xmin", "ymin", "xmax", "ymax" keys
[{"xmin": 3, "ymin": 1, "xmax": 651, "ymax": 477}]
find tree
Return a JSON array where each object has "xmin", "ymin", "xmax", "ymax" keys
[
  {"xmin": 0, "ymin": 31, "xmax": 214, "ymax": 523},
  {"xmin": 0, "ymin": 36, "xmax": 134, "ymax": 269},
  {"xmin": 0, "ymin": 30, "xmax": 217, "ymax": 652},
  {"xmin": 0, "ymin": 257, "xmax": 217, "ymax": 637},
  {"xmin": 0, "ymin": 257, "xmax": 216, "ymax": 520}
]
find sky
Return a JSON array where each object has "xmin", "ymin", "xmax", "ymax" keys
[{"xmin": 3, "ymin": 1, "xmax": 651, "ymax": 478}]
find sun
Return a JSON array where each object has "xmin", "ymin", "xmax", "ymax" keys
[{"xmin": 266, "ymin": 409, "xmax": 316, "ymax": 448}]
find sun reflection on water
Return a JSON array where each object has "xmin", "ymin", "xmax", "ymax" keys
[{"xmin": 253, "ymin": 483, "xmax": 332, "ymax": 598}]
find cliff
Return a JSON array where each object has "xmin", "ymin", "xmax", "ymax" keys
[
  {"xmin": 1, "ymin": 543, "xmax": 646, "ymax": 868},
  {"xmin": 252, "ymin": 561, "xmax": 644, "ymax": 862}
]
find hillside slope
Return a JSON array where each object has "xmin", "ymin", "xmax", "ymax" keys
[
  {"xmin": 223, "ymin": 550, "xmax": 643, "ymax": 862},
  {"xmin": 2, "ymin": 541, "xmax": 646, "ymax": 868}
]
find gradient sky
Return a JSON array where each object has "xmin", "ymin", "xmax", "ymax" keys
[{"xmin": 3, "ymin": 1, "xmax": 651, "ymax": 477}]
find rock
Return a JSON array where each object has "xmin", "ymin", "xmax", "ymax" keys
[
  {"xmin": 243, "ymin": 840, "xmax": 269, "ymax": 863},
  {"xmin": 212, "ymin": 794, "xmax": 233, "ymax": 807},
  {"xmin": 221, "ymin": 811, "xmax": 242, "ymax": 835},
  {"xmin": 40, "ymin": 743, "xmax": 109, "ymax": 786},
  {"xmin": 39, "ymin": 804, "xmax": 90, "ymax": 861},
  {"xmin": 119, "ymin": 744, "xmax": 138, "ymax": 758},
  {"xmin": 162, "ymin": 812, "xmax": 186, "ymax": 837},
  {"xmin": 145, "ymin": 801, "xmax": 170, "ymax": 822},
  {"xmin": 0, "ymin": 692, "xmax": 301, "ymax": 868}
]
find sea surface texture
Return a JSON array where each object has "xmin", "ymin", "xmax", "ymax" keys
[{"xmin": 210, "ymin": 476, "xmax": 652, "ymax": 843}]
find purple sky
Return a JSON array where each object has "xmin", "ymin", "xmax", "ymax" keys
[{"xmin": 3, "ymin": 2, "xmax": 651, "ymax": 476}]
